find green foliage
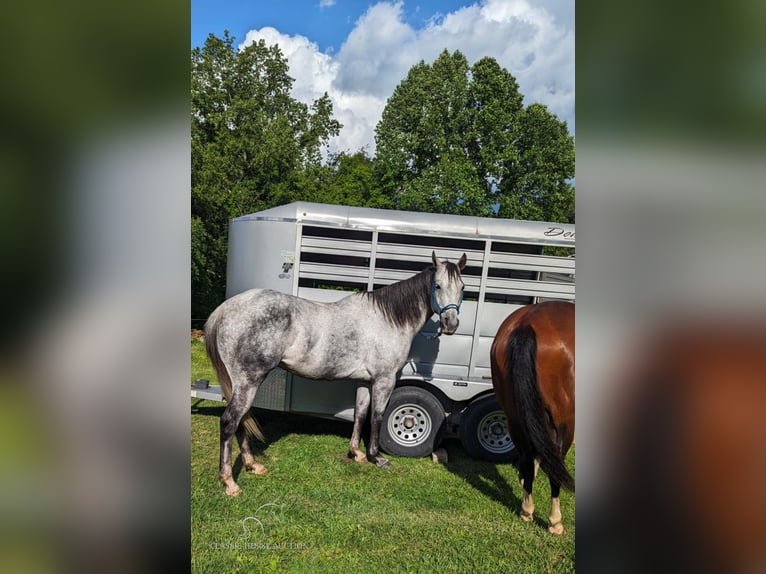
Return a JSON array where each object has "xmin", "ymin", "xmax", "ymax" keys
[
  {"xmin": 191, "ymin": 39, "xmax": 575, "ymax": 325},
  {"xmin": 398, "ymin": 150, "xmax": 487, "ymax": 215},
  {"xmin": 375, "ymin": 50, "xmax": 575, "ymax": 223},
  {"xmin": 191, "ymin": 32, "xmax": 341, "ymax": 322},
  {"xmin": 499, "ymin": 103, "xmax": 575, "ymax": 223},
  {"xmin": 310, "ymin": 151, "xmax": 391, "ymax": 209}
]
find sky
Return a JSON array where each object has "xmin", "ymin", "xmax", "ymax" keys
[{"xmin": 192, "ymin": 0, "xmax": 574, "ymax": 156}]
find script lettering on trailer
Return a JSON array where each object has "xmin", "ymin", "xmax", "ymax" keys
[{"xmin": 544, "ymin": 226, "xmax": 575, "ymax": 240}]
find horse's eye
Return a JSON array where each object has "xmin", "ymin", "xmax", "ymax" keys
[{"xmin": 435, "ymin": 284, "xmax": 441, "ymax": 290}]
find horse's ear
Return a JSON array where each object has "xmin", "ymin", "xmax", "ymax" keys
[
  {"xmin": 432, "ymin": 251, "xmax": 440, "ymax": 268},
  {"xmin": 458, "ymin": 253, "xmax": 467, "ymax": 271}
]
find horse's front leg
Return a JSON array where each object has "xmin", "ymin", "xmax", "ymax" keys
[
  {"xmin": 349, "ymin": 385, "xmax": 370, "ymax": 463},
  {"xmin": 367, "ymin": 375, "xmax": 396, "ymax": 468}
]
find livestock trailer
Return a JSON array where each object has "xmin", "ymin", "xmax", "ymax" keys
[{"xmin": 192, "ymin": 201, "xmax": 575, "ymax": 461}]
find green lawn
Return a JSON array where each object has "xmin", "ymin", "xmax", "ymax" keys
[{"xmin": 191, "ymin": 338, "xmax": 575, "ymax": 573}]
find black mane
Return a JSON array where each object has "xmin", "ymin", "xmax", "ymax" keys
[{"xmin": 363, "ymin": 262, "xmax": 462, "ymax": 329}]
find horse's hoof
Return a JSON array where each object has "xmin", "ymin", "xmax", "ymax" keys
[
  {"xmin": 225, "ymin": 484, "xmax": 242, "ymax": 497},
  {"xmin": 249, "ymin": 463, "xmax": 268, "ymax": 475},
  {"xmin": 548, "ymin": 523, "xmax": 566, "ymax": 535},
  {"xmin": 431, "ymin": 448, "xmax": 448, "ymax": 464},
  {"xmin": 374, "ymin": 457, "xmax": 392, "ymax": 469},
  {"xmin": 349, "ymin": 449, "xmax": 367, "ymax": 463},
  {"xmin": 519, "ymin": 512, "xmax": 534, "ymax": 522}
]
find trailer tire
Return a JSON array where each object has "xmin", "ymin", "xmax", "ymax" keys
[
  {"xmin": 380, "ymin": 386, "xmax": 446, "ymax": 458},
  {"xmin": 458, "ymin": 394, "xmax": 517, "ymax": 463}
]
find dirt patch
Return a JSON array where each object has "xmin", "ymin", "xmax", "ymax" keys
[
  {"xmin": 191, "ymin": 329, "xmax": 205, "ymax": 340},
  {"xmin": 337, "ymin": 451, "xmax": 358, "ymax": 464}
]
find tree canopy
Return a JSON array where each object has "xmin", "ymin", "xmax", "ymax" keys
[
  {"xmin": 191, "ymin": 31, "xmax": 341, "ymax": 321},
  {"xmin": 191, "ymin": 38, "xmax": 574, "ymax": 322},
  {"xmin": 375, "ymin": 49, "xmax": 574, "ymax": 222}
]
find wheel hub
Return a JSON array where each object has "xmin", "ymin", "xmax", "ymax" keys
[
  {"xmin": 477, "ymin": 410, "xmax": 514, "ymax": 454},
  {"xmin": 387, "ymin": 404, "xmax": 432, "ymax": 447}
]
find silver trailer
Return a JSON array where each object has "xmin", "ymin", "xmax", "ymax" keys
[{"xmin": 192, "ymin": 201, "xmax": 575, "ymax": 461}]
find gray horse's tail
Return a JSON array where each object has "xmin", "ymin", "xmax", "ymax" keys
[{"xmin": 204, "ymin": 308, "xmax": 266, "ymax": 444}]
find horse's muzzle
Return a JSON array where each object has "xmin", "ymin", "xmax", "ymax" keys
[{"xmin": 440, "ymin": 313, "xmax": 459, "ymax": 335}]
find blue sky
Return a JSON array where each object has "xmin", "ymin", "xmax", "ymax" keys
[
  {"xmin": 192, "ymin": 0, "xmax": 476, "ymax": 52},
  {"xmin": 192, "ymin": 1, "xmax": 574, "ymax": 154}
]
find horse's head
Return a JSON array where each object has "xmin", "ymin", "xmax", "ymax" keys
[{"xmin": 431, "ymin": 251, "xmax": 467, "ymax": 335}]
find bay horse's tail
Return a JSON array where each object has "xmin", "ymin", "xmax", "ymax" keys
[
  {"xmin": 204, "ymin": 308, "xmax": 266, "ymax": 444},
  {"xmin": 507, "ymin": 324, "xmax": 574, "ymax": 491}
]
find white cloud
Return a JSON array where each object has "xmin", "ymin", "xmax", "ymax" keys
[
  {"xmin": 319, "ymin": 0, "xmax": 336, "ymax": 8},
  {"xmin": 239, "ymin": 27, "xmax": 336, "ymax": 103},
  {"xmin": 238, "ymin": 0, "xmax": 574, "ymax": 155},
  {"xmin": 238, "ymin": 27, "xmax": 380, "ymax": 155}
]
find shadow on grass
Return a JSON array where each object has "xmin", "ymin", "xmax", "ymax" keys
[
  {"xmin": 192, "ymin": 401, "xmax": 360, "ymax": 481},
  {"xmin": 192, "ymin": 403, "xmax": 353, "ymax": 441},
  {"xmin": 439, "ymin": 439, "xmax": 550, "ymax": 530},
  {"xmin": 194, "ymin": 401, "xmax": 548, "ymax": 531}
]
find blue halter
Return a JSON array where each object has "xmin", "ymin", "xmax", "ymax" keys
[
  {"xmin": 430, "ymin": 275, "xmax": 463, "ymax": 316},
  {"xmin": 420, "ymin": 274, "xmax": 463, "ymax": 340}
]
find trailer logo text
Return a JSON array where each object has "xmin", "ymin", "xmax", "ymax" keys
[{"xmin": 544, "ymin": 226, "xmax": 575, "ymax": 239}]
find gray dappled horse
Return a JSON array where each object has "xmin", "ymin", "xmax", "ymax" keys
[{"xmin": 205, "ymin": 251, "xmax": 467, "ymax": 496}]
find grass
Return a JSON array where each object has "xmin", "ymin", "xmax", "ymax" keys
[{"xmin": 191, "ymin": 337, "xmax": 575, "ymax": 573}]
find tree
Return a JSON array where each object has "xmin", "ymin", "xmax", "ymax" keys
[
  {"xmin": 501, "ymin": 103, "xmax": 575, "ymax": 223},
  {"xmin": 374, "ymin": 50, "xmax": 574, "ymax": 222},
  {"xmin": 191, "ymin": 32, "xmax": 340, "ymax": 322},
  {"xmin": 308, "ymin": 151, "xmax": 391, "ymax": 209}
]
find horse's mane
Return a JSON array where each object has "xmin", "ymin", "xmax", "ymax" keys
[{"xmin": 363, "ymin": 262, "xmax": 462, "ymax": 329}]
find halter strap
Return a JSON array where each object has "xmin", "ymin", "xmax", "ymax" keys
[
  {"xmin": 430, "ymin": 275, "xmax": 463, "ymax": 316},
  {"xmin": 420, "ymin": 274, "xmax": 463, "ymax": 340}
]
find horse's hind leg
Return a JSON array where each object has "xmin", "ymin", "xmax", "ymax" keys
[
  {"xmin": 548, "ymin": 424, "xmax": 574, "ymax": 535},
  {"xmin": 519, "ymin": 453, "xmax": 536, "ymax": 522},
  {"xmin": 236, "ymin": 427, "xmax": 267, "ymax": 475},
  {"xmin": 547, "ymin": 478, "xmax": 565, "ymax": 535},
  {"xmin": 219, "ymin": 382, "xmax": 261, "ymax": 496},
  {"xmin": 349, "ymin": 385, "xmax": 370, "ymax": 463}
]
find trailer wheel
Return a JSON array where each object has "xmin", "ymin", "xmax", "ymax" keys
[
  {"xmin": 380, "ymin": 386, "xmax": 446, "ymax": 458},
  {"xmin": 458, "ymin": 394, "xmax": 517, "ymax": 462}
]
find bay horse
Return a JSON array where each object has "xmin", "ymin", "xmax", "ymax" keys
[
  {"xmin": 490, "ymin": 301, "xmax": 575, "ymax": 534},
  {"xmin": 594, "ymin": 318, "xmax": 766, "ymax": 572},
  {"xmin": 205, "ymin": 251, "xmax": 466, "ymax": 496}
]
